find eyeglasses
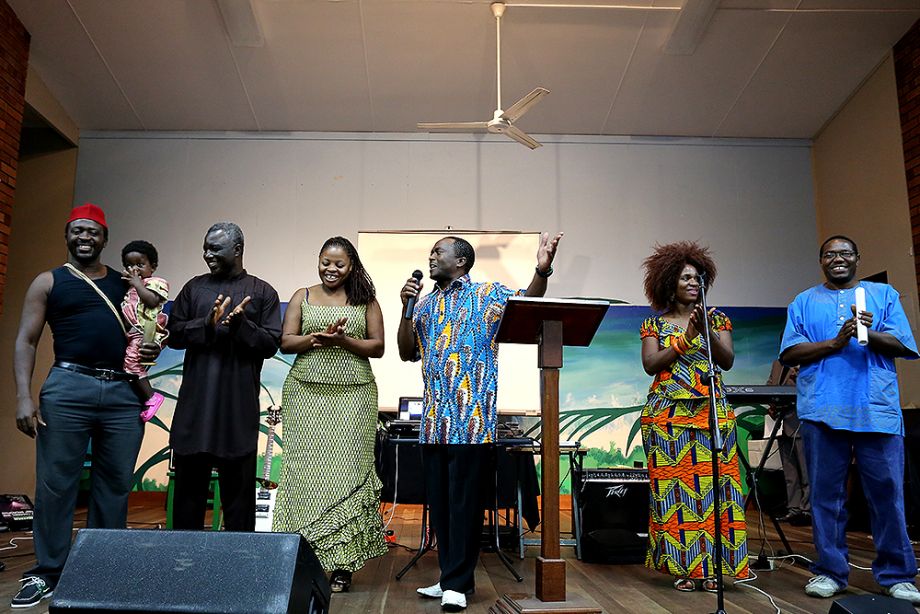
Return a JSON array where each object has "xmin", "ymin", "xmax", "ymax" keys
[{"xmin": 821, "ymin": 250, "xmax": 856, "ymax": 260}]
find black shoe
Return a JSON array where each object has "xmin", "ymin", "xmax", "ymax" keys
[
  {"xmin": 776, "ymin": 510, "xmax": 796, "ymax": 522},
  {"xmin": 329, "ymin": 570, "xmax": 352, "ymax": 593},
  {"xmin": 777, "ymin": 510, "xmax": 806, "ymax": 522},
  {"xmin": 11, "ymin": 576, "xmax": 53, "ymax": 609},
  {"xmin": 789, "ymin": 512, "xmax": 812, "ymax": 527}
]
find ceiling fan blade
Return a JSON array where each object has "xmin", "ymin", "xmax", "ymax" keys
[
  {"xmin": 501, "ymin": 88, "xmax": 549, "ymax": 123},
  {"xmin": 503, "ymin": 124, "xmax": 542, "ymax": 149},
  {"xmin": 417, "ymin": 121, "xmax": 489, "ymax": 133}
]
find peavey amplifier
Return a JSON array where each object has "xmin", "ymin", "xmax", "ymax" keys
[
  {"xmin": 574, "ymin": 468, "xmax": 649, "ymax": 564},
  {"xmin": 0, "ymin": 494, "xmax": 34, "ymax": 531}
]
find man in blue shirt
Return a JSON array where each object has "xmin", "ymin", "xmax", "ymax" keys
[
  {"xmin": 780, "ymin": 235, "xmax": 919, "ymax": 605},
  {"xmin": 397, "ymin": 233, "xmax": 562, "ymax": 612}
]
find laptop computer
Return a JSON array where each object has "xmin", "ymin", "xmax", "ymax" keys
[{"xmin": 397, "ymin": 396, "xmax": 423, "ymax": 421}]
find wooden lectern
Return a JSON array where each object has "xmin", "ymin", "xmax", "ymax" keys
[{"xmin": 491, "ymin": 297, "xmax": 608, "ymax": 614}]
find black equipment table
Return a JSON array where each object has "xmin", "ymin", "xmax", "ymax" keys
[{"xmin": 376, "ymin": 432, "xmax": 541, "ymax": 582}]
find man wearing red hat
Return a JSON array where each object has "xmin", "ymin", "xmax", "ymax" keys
[{"xmin": 11, "ymin": 203, "xmax": 160, "ymax": 609}]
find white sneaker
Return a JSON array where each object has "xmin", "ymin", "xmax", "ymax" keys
[
  {"xmin": 804, "ymin": 575, "xmax": 845, "ymax": 598},
  {"xmin": 417, "ymin": 582, "xmax": 442, "ymax": 598},
  {"xmin": 441, "ymin": 589, "xmax": 467, "ymax": 612},
  {"xmin": 887, "ymin": 582, "xmax": 920, "ymax": 605}
]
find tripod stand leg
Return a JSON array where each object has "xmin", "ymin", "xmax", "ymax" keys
[
  {"xmin": 490, "ymin": 504, "xmax": 524, "ymax": 582},
  {"xmin": 771, "ymin": 514, "xmax": 795, "ymax": 556},
  {"xmin": 491, "ymin": 502, "xmax": 523, "ymax": 582},
  {"xmin": 396, "ymin": 504, "xmax": 432, "ymax": 580}
]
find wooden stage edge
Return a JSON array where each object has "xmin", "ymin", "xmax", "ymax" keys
[{"xmin": 1, "ymin": 501, "xmax": 918, "ymax": 614}]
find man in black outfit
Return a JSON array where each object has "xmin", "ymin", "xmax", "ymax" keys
[
  {"xmin": 12, "ymin": 203, "xmax": 159, "ymax": 609},
  {"xmin": 167, "ymin": 222, "xmax": 281, "ymax": 531}
]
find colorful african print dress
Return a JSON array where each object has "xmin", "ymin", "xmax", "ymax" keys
[
  {"xmin": 272, "ymin": 298, "xmax": 387, "ymax": 572},
  {"xmin": 639, "ymin": 312, "xmax": 749, "ymax": 580}
]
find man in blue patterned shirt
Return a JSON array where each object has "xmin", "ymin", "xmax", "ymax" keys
[
  {"xmin": 780, "ymin": 235, "xmax": 919, "ymax": 605},
  {"xmin": 398, "ymin": 233, "xmax": 562, "ymax": 612}
]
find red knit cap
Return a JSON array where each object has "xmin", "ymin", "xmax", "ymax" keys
[{"xmin": 67, "ymin": 203, "xmax": 107, "ymax": 228}]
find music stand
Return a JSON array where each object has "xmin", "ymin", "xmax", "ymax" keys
[{"xmin": 493, "ymin": 296, "xmax": 607, "ymax": 613}]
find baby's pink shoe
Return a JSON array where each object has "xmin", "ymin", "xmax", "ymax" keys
[{"xmin": 141, "ymin": 392, "xmax": 165, "ymax": 422}]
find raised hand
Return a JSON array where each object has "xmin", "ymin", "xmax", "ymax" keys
[{"xmin": 536, "ymin": 231, "xmax": 564, "ymax": 272}]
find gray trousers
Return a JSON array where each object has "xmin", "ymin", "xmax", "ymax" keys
[
  {"xmin": 779, "ymin": 409, "xmax": 810, "ymax": 513},
  {"xmin": 26, "ymin": 367, "xmax": 144, "ymax": 587}
]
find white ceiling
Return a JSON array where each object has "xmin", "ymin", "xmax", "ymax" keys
[{"xmin": 10, "ymin": 0, "xmax": 920, "ymax": 139}]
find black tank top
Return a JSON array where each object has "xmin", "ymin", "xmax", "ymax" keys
[{"xmin": 47, "ymin": 265, "xmax": 128, "ymax": 369}]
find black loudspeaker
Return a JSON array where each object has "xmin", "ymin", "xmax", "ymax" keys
[
  {"xmin": 574, "ymin": 468, "xmax": 649, "ymax": 564},
  {"xmin": 828, "ymin": 594, "xmax": 917, "ymax": 613},
  {"xmin": 49, "ymin": 529, "xmax": 330, "ymax": 614}
]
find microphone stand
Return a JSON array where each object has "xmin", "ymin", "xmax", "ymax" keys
[{"xmin": 698, "ymin": 272, "xmax": 727, "ymax": 614}]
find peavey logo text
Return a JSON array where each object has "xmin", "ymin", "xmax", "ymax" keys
[{"xmin": 605, "ymin": 485, "xmax": 629, "ymax": 498}]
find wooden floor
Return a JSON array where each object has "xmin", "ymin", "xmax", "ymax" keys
[{"xmin": 1, "ymin": 497, "xmax": 918, "ymax": 613}]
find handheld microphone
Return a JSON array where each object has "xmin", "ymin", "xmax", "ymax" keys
[{"xmin": 403, "ymin": 270, "xmax": 424, "ymax": 320}]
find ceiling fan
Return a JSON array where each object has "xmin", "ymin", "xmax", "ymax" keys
[{"xmin": 417, "ymin": 2, "xmax": 549, "ymax": 150}]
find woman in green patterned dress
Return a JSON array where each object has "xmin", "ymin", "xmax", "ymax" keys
[{"xmin": 273, "ymin": 236, "xmax": 387, "ymax": 593}]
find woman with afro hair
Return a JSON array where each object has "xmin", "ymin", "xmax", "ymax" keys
[{"xmin": 639, "ymin": 241, "xmax": 749, "ymax": 592}]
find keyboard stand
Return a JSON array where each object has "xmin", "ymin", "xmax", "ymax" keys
[
  {"xmin": 490, "ymin": 445, "xmax": 523, "ymax": 582},
  {"xmin": 395, "ymin": 503, "xmax": 434, "ymax": 580},
  {"xmin": 741, "ymin": 406, "xmax": 795, "ymax": 556}
]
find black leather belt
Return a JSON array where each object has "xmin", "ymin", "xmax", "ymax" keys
[{"xmin": 53, "ymin": 361, "xmax": 137, "ymax": 382}]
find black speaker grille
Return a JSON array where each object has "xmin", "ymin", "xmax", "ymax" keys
[
  {"xmin": 576, "ymin": 469, "xmax": 650, "ymax": 564},
  {"xmin": 49, "ymin": 529, "xmax": 329, "ymax": 614}
]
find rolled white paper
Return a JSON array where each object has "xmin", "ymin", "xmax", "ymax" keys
[{"xmin": 855, "ymin": 286, "xmax": 868, "ymax": 346}]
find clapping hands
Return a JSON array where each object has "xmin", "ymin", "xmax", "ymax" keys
[
  {"xmin": 685, "ymin": 303, "xmax": 717, "ymax": 341},
  {"xmin": 209, "ymin": 294, "xmax": 252, "ymax": 328},
  {"xmin": 311, "ymin": 317, "xmax": 348, "ymax": 348}
]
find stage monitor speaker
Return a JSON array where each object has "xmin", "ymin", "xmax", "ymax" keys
[
  {"xmin": 49, "ymin": 529, "xmax": 330, "ymax": 614},
  {"xmin": 575, "ymin": 468, "xmax": 649, "ymax": 564},
  {"xmin": 828, "ymin": 594, "xmax": 917, "ymax": 613}
]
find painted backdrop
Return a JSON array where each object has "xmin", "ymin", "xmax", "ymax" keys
[{"xmin": 132, "ymin": 303, "xmax": 787, "ymax": 494}]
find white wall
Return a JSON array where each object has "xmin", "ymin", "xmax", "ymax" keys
[
  {"xmin": 813, "ymin": 54, "xmax": 920, "ymax": 407},
  {"xmin": 73, "ymin": 133, "xmax": 818, "ymax": 312}
]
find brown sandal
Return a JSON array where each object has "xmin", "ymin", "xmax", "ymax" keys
[{"xmin": 673, "ymin": 578, "xmax": 696, "ymax": 592}]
